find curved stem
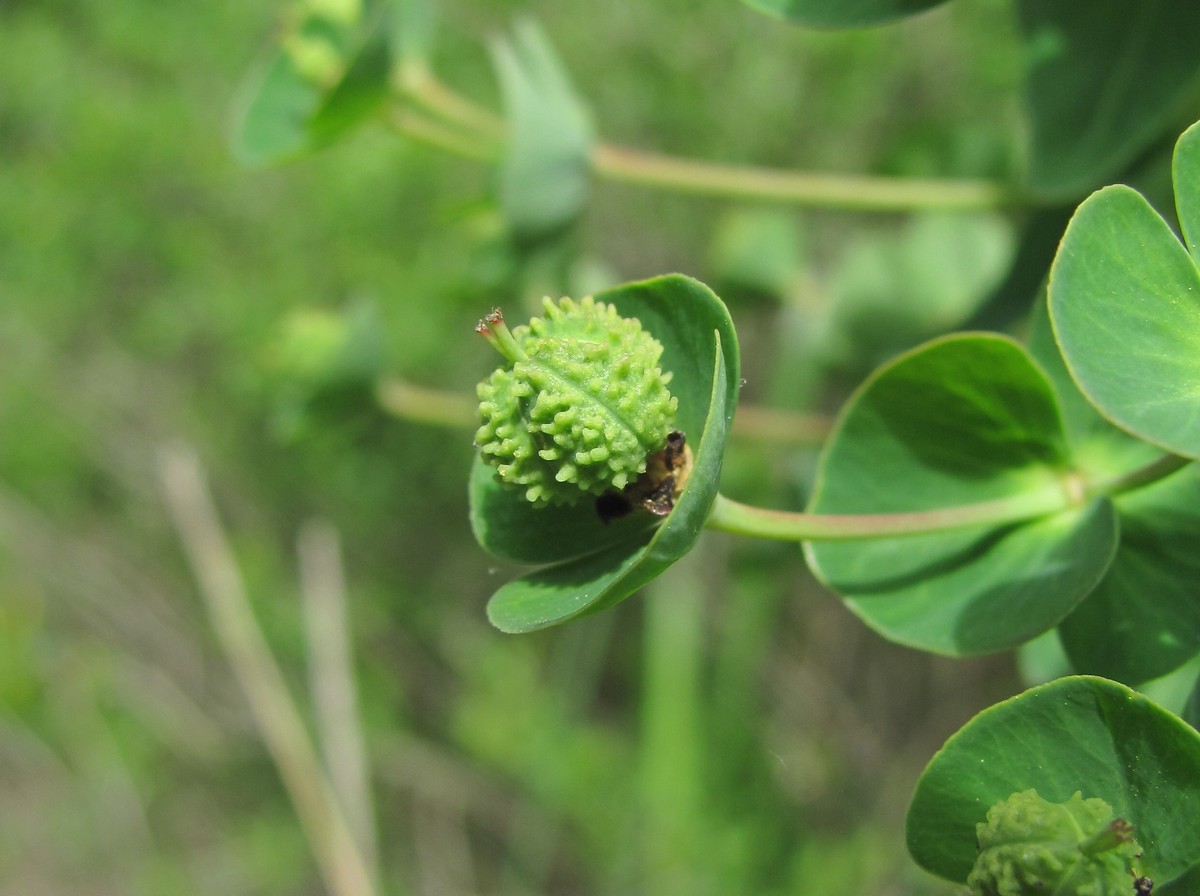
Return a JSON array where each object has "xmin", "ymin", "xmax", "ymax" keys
[{"xmin": 707, "ymin": 453, "xmax": 1193, "ymax": 542}]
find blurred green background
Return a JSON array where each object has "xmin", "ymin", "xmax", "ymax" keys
[{"xmin": 2, "ymin": 0, "xmax": 1029, "ymax": 893}]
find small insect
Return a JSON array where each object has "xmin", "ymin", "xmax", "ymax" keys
[
  {"xmin": 596, "ymin": 430, "xmax": 692, "ymax": 523},
  {"xmin": 1132, "ymin": 875, "xmax": 1153, "ymax": 896}
]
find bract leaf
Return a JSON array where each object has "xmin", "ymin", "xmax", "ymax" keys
[
  {"xmin": 1019, "ymin": 1, "xmax": 1200, "ymax": 199},
  {"xmin": 472, "ymin": 275, "xmax": 740, "ymax": 632},
  {"xmin": 805, "ymin": 334, "xmax": 1117, "ymax": 656},
  {"xmin": 1049, "ymin": 149, "xmax": 1200, "ymax": 457},
  {"xmin": 741, "ymin": 0, "xmax": 947, "ymax": 28},
  {"xmin": 906, "ymin": 676, "xmax": 1200, "ymax": 888},
  {"xmin": 491, "ymin": 19, "xmax": 593, "ymax": 242}
]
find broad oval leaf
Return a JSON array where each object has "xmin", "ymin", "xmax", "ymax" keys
[
  {"xmin": 1020, "ymin": 1, "xmax": 1200, "ymax": 199},
  {"xmin": 1049, "ymin": 179, "xmax": 1200, "ymax": 457},
  {"xmin": 906, "ymin": 676, "xmax": 1200, "ymax": 890},
  {"xmin": 471, "ymin": 275, "xmax": 740, "ymax": 632},
  {"xmin": 491, "ymin": 19, "xmax": 593, "ymax": 243},
  {"xmin": 742, "ymin": 0, "xmax": 947, "ymax": 28},
  {"xmin": 804, "ymin": 334, "xmax": 1118, "ymax": 656}
]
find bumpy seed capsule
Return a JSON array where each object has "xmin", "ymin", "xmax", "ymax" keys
[
  {"xmin": 475, "ymin": 296, "xmax": 678, "ymax": 507},
  {"xmin": 967, "ymin": 790, "xmax": 1145, "ymax": 896}
]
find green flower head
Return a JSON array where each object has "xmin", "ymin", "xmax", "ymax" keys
[
  {"xmin": 475, "ymin": 295, "xmax": 678, "ymax": 507},
  {"xmin": 968, "ymin": 790, "xmax": 1145, "ymax": 896}
]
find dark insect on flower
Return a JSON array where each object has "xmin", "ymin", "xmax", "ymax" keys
[{"xmin": 596, "ymin": 430, "xmax": 692, "ymax": 523}]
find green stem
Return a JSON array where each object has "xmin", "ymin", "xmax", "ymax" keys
[
  {"xmin": 1087, "ymin": 452, "xmax": 1192, "ymax": 498},
  {"xmin": 388, "ymin": 108, "xmax": 500, "ymax": 162},
  {"xmin": 394, "ymin": 76, "xmax": 1018, "ymax": 213},
  {"xmin": 591, "ymin": 143, "xmax": 1018, "ymax": 212},
  {"xmin": 707, "ymin": 454, "xmax": 1192, "ymax": 543}
]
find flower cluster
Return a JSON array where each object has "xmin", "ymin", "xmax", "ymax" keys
[
  {"xmin": 968, "ymin": 790, "xmax": 1143, "ymax": 896},
  {"xmin": 475, "ymin": 296, "xmax": 677, "ymax": 506}
]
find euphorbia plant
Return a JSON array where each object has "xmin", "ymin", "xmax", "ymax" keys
[
  {"xmin": 234, "ymin": 0, "xmax": 1200, "ymax": 891},
  {"xmin": 468, "ymin": 122, "xmax": 1200, "ymax": 892}
]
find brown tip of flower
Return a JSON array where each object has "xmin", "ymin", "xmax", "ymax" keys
[
  {"xmin": 475, "ymin": 306, "xmax": 524, "ymax": 363},
  {"xmin": 476, "ymin": 308, "xmax": 505, "ymax": 336}
]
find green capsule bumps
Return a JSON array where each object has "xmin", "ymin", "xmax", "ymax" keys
[
  {"xmin": 968, "ymin": 790, "xmax": 1145, "ymax": 896},
  {"xmin": 475, "ymin": 296, "xmax": 678, "ymax": 507}
]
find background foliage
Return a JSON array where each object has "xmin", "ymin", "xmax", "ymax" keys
[{"xmin": 3, "ymin": 0, "xmax": 1189, "ymax": 893}]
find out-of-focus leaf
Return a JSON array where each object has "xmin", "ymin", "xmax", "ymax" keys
[
  {"xmin": 234, "ymin": 4, "xmax": 391, "ymax": 165},
  {"xmin": 309, "ymin": 22, "xmax": 390, "ymax": 144},
  {"xmin": 742, "ymin": 0, "xmax": 947, "ymax": 28},
  {"xmin": 709, "ymin": 209, "xmax": 804, "ymax": 303},
  {"xmin": 821, "ymin": 212, "xmax": 1012, "ymax": 373},
  {"xmin": 1019, "ymin": 1, "xmax": 1200, "ymax": 199},
  {"xmin": 907, "ymin": 676, "xmax": 1200, "ymax": 889},
  {"xmin": 491, "ymin": 19, "xmax": 594, "ymax": 242}
]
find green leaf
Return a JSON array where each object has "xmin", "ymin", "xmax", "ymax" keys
[
  {"xmin": 1059, "ymin": 467, "xmax": 1200, "ymax": 686},
  {"xmin": 906, "ymin": 676, "xmax": 1200, "ymax": 888},
  {"xmin": 1049, "ymin": 181, "xmax": 1200, "ymax": 458},
  {"xmin": 822, "ymin": 212, "xmax": 1013, "ymax": 373},
  {"xmin": 472, "ymin": 275, "xmax": 740, "ymax": 632},
  {"xmin": 308, "ymin": 22, "xmax": 391, "ymax": 145},
  {"xmin": 804, "ymin": 334, "xmax": 1118, "ymax": 656},
  {"xmin": 1029, "ymin": 296, "xmax": 1200, "ymax": 685},
  {"xmin": 1185, "ymin": 674, "xmax": 1200, "ymax": 732},
  {"xmin": 1019, "ymin": 1, "xmax": 1200, "ymax": 198},
  {"xmin": 741, "ymin": 0, "xmax": 947, "ymax": 28},
  {"xmin": 709, "ymin": 208, "xmax": 804, "ymax": 304},
  {"xmin": 1174, "ymin": 120, "xmax": 1200, "ymax": 262},
  {"xmin": 491, "ymin": 20, "xmax": 594, "ymax": 243},
  {"xmin": 233, "ymin": 7, "xmax": 390, "ymax": 166}
]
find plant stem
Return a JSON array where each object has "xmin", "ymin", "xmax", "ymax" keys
[
  {"xmin": 374, "ymin": 377, "xmax": 479, "ymax": 429},
  {"xmin": 388, "ymin": 108, "xmax": 501, "ymax": 162},
  {"xmin": 591, "ymin": 144, "xmax": 1016, "ymax": 212},
  {"xmin": 707, "ymin": 454, "xmax": 1193, "ymax": 542},
  {"xmin": 393, "ymin": 76, "xmax": 1017, "ymax": 213},
  {"xmin": 1087, "ymin": 452, "xmax": 1192, "ymax": 498},
  {"xmin": 298, "ymin": 520, "xmax": 380, "ymax": 890},
  {"xmin": 158, "ymin": 445, "xmax": 377, "ymax": 896},
  {"xmin": 707, "ymin": 488, "xmax": 1074, "ymax": 542}
]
